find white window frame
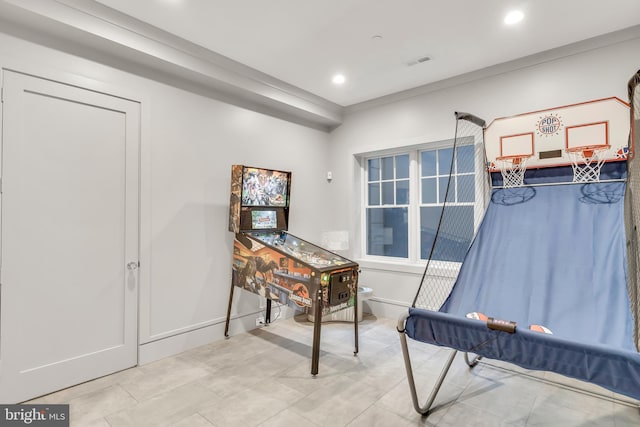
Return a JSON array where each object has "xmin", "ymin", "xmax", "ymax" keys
[
  {"xmin": 359, "ymin": 138, "xmax": 486, "ymax": 272},
  {"xmin": 363, "ymin": 151, "xmax": 416, "ymax": 262}
]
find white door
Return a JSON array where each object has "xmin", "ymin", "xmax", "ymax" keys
[{"xmin": 0, "ymin": 70, "xmax": 140, "ymax": 403}]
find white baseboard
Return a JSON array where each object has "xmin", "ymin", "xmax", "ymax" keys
[
  {"xmin": 367, "ymin": 297, "xmax": 410, "ymax": 320},
  {"xmin": 138, "ymin": 305, "xmax": 295, "ymax": 365},
  {"xmin": 137, "ymin": 298, "xmax": 408, "ymax": 366}
]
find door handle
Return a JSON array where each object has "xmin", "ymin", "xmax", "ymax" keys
[{"xmin": 127, "ymin": 262, "xmax": 139, "ymax": 271}]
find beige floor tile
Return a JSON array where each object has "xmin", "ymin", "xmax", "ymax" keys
[
  {"xmin": 612, "ymin": 403, "xmax": 640, "ymax": 426},
  {"xmin": 26, "ymin": 367, "xmax": 144, "ymax": 405},
  {"xmin": 527, "ymin": 391, "xmax": 615, "ymax": 426},
  {"xmin": 119, "ymin": 356, "xmax": 212, "ymax": 401},
  {"xmin": 376, "ymin": 374, "xmax": 462, "ymax": 425},
  {"xmin": 171, "ymin": 413, "xmax": 216, "ymax": 427},
  {"xmin": 27, "ymin": 315, "xmax": 639, "ymax": 427},
  {"xmin": 67, "ymin": 384, "xmax": 138, "ymax": 426},
  {"xmin": 105, "ymin": 382, "xmax": 218, "ymax": 427},
  {"xmin": 196, "ymin": 342, "xmax": 308, "ymax": 399},
  {"xmin": 75, "ymin": 417, "xmax": 113, "ymax": 427},
  {"xmin": 457, "ymin": 365, "xmax": 543, "ymax": 421},
  {"xmin": 271, "ymin": 359, "xmax": 342, "ymax": 396},
  {"xmin": 437, "ymin": 401, "xmax": 522, "ymax": 427},
  {"xmin": 258, "ymin": 408, "xmax": 320, "ymax": 427},
  {"xmin": 543, "ymin": 370, "xmax": 617, "ymax": 397},
  {"xmin": 289, "ymin": 373, "xmax": 389, "ymax": 426},
  {"xmin": 199, "ymin": 380, "xmax": 304, "ymax": 426},
  {"xmin": 346, "ymin": 403, "xmax": 421, "ymax": 427}
]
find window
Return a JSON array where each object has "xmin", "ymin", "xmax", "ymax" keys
[
  {"xmin": 366, "ymin": 154, "xmax": 410, "ymax": 258},
  {"xmin": 363, "ymin": 141, "xmax": 481, "ymax": 263}
]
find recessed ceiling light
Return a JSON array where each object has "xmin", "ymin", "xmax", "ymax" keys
[
  {"xmin": 332, "ymin": 74, "xmax": 346, "ymax": 85},
  {"xmin": 504, "ymin": 10, "xmax": 524, "ymax": 25}
]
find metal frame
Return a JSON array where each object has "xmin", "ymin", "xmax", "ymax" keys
[
  {"xmin": 398, "ymin": 312, "xmax": 640, "ymax": 417},
  {"xmin": 397, "ymin": 312, "xmax": 481, "ymax": 416}
]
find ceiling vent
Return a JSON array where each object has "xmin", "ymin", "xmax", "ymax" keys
[{"xmin": 408, "ymin": 56, "xmax": 432, "ymax": 66}]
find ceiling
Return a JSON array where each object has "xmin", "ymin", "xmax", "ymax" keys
[{"xmin": 92, "ymin": 0, "xmax": 640, "ymax": 107}]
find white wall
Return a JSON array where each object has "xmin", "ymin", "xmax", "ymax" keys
[
  {"xmin": 1, "ymin": 25, "xmax": 638, "ymax": 365},
  {"xmin": 328, "ymin": 35, "xmax": 640, "ymax": 319},
  {"xmin": 0, "ymin": 32, "xmax": 333, "ymax": 363}
]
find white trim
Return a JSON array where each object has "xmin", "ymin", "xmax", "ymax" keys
[
  {"xmin": 408, "ymin": 151, "xmax": 419, "ymax": 261},
  {"xmin": 369, "ymin": 296, "xmax": 411, "ymax": 308},
  {"xmin": 142, "ymin": 303, "xmax": 293, "ymax": 344},
  {"xmin": 358, "ymin": 158, "xmax": 367, "ymax": 260},
  {"xmin": 358, "ymin": 258, "xmax": 462, "ymax": 279},
  {"xmin": 365, "ymin": 298, "xmax": 411, "ymax": 320},
  {"xmin": 139, "ymin": 304, "xmax": 294, "ymax": 364},
  {"xmin": 358, "ymin": 137, "xmax": 482, "ymax": 265},
  {"xmin": 359, "ymin": 258, "xmax": 425, "ymax": 275},
  {"xmin": 355, "ymin": 137, "xmax": 455, "ymax": 159}
]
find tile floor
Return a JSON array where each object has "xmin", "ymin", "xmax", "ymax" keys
[{"xmin": 28, "ymin": 314, "xmax": 640, "ymax": 426}]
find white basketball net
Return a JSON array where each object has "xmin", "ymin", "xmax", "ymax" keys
[
  {"xmin": 497, "ymin": 156, "xmax": 529, "ymax": 188},
  {"xmin": 567, "ymin": 147, "xmax": 609, "ymax": 183}
]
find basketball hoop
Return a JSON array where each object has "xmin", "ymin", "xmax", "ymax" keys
[
  {"xmin": 566, "ymin": 144, "xmax": 610, "ymax": 183},
  {"xmin": 496, "ymin": 154, "xmax": 531, "ymax": 188}
]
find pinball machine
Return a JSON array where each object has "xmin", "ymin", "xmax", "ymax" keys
[{"xmin": 224, "ymin": 165, "xmax": 359, "ymax": 375}]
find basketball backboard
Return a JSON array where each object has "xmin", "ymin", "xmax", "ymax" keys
[{"xmin": 485, "ymin": 97, "xmax": 630, "ymax": 171}]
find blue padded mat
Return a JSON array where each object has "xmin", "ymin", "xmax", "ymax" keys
[
  {"xmin": 440, "ymin": 182, "xmax": 636, "ymax": 351},
  {"xmin": 405, "ymin": 308, "xmax": 640, "ymax": 400}
]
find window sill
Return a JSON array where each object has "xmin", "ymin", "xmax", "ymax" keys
[
  {"xmin": 357, "ymin": 258, "xmax": 461, "ymax": 278},
  {"xmin": 357, "ymin": 259, "xmax": 425, "ymax": 275}
]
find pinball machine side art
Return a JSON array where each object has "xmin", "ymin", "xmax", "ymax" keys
[{"xmin": 232, "ymin": 237, "xmax": 314, "ymax": 310}]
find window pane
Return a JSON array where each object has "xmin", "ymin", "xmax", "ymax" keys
[
  {"xmin": 439, "ymin": 177, "xmax": 455, "ymax": 203},
  {"xmin": 439, "ymin": 148, "xmax": 453, "ymax": 175},
  {"xmin": 381, "ymin": 156, "xmax": 394, "ymax": 180},
  {"xmin": 458, "ymin": 175, "xmax": 475, "ymax": 202},
  {"xmin": 396, "ymin": 154, "xmax": 409, "ymax": 179},
  {"xmin": 396, "ymin": 180, "xmax": 409, "ymax": 204},
  {"xmin": 381, "ymin": 181, "xmax": 394, "ymax": 204},
  {"xmin": 368, "ymin": 183, "xmax": 380, "ymax": 206},
  {"xmin": 421, "ymin": 150, "xmax": 436, "ymax": 177},
  {"xmin": 421, "ymin": 206, "xmax": 474, "ymax": 261},
  {"xmin": 420, "ymin": 206, "xmax": 441, "ymax": 260},
  {"xmin": 368, "ymin": 158, "xmax": 380, "ymax": 181},
  {"xmin": 367, "ymin": 207, "xmax": 408, "ymax": 258},
  {"xmin": 457, "ymin": 145, "xmax": 475, "ymax": 173},
  {"xmin": 421, "ymin": 177, "xmax": 437, "ymax": 204}
]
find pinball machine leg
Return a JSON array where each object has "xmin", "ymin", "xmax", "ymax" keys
[
  {"xmin": 311, "ymin": 288, "xmax": 323, "ymax": 375},
  {"xmin": 224, "ymin": 276, "xmax": 236, "ymax": 338},
  {"xmin": 353, "ymin": 284, "xmax": 359, "ymax": 355},
  {"xmin": 265, "ymin": 299, "xmax": 272, "ymax": 324}
]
